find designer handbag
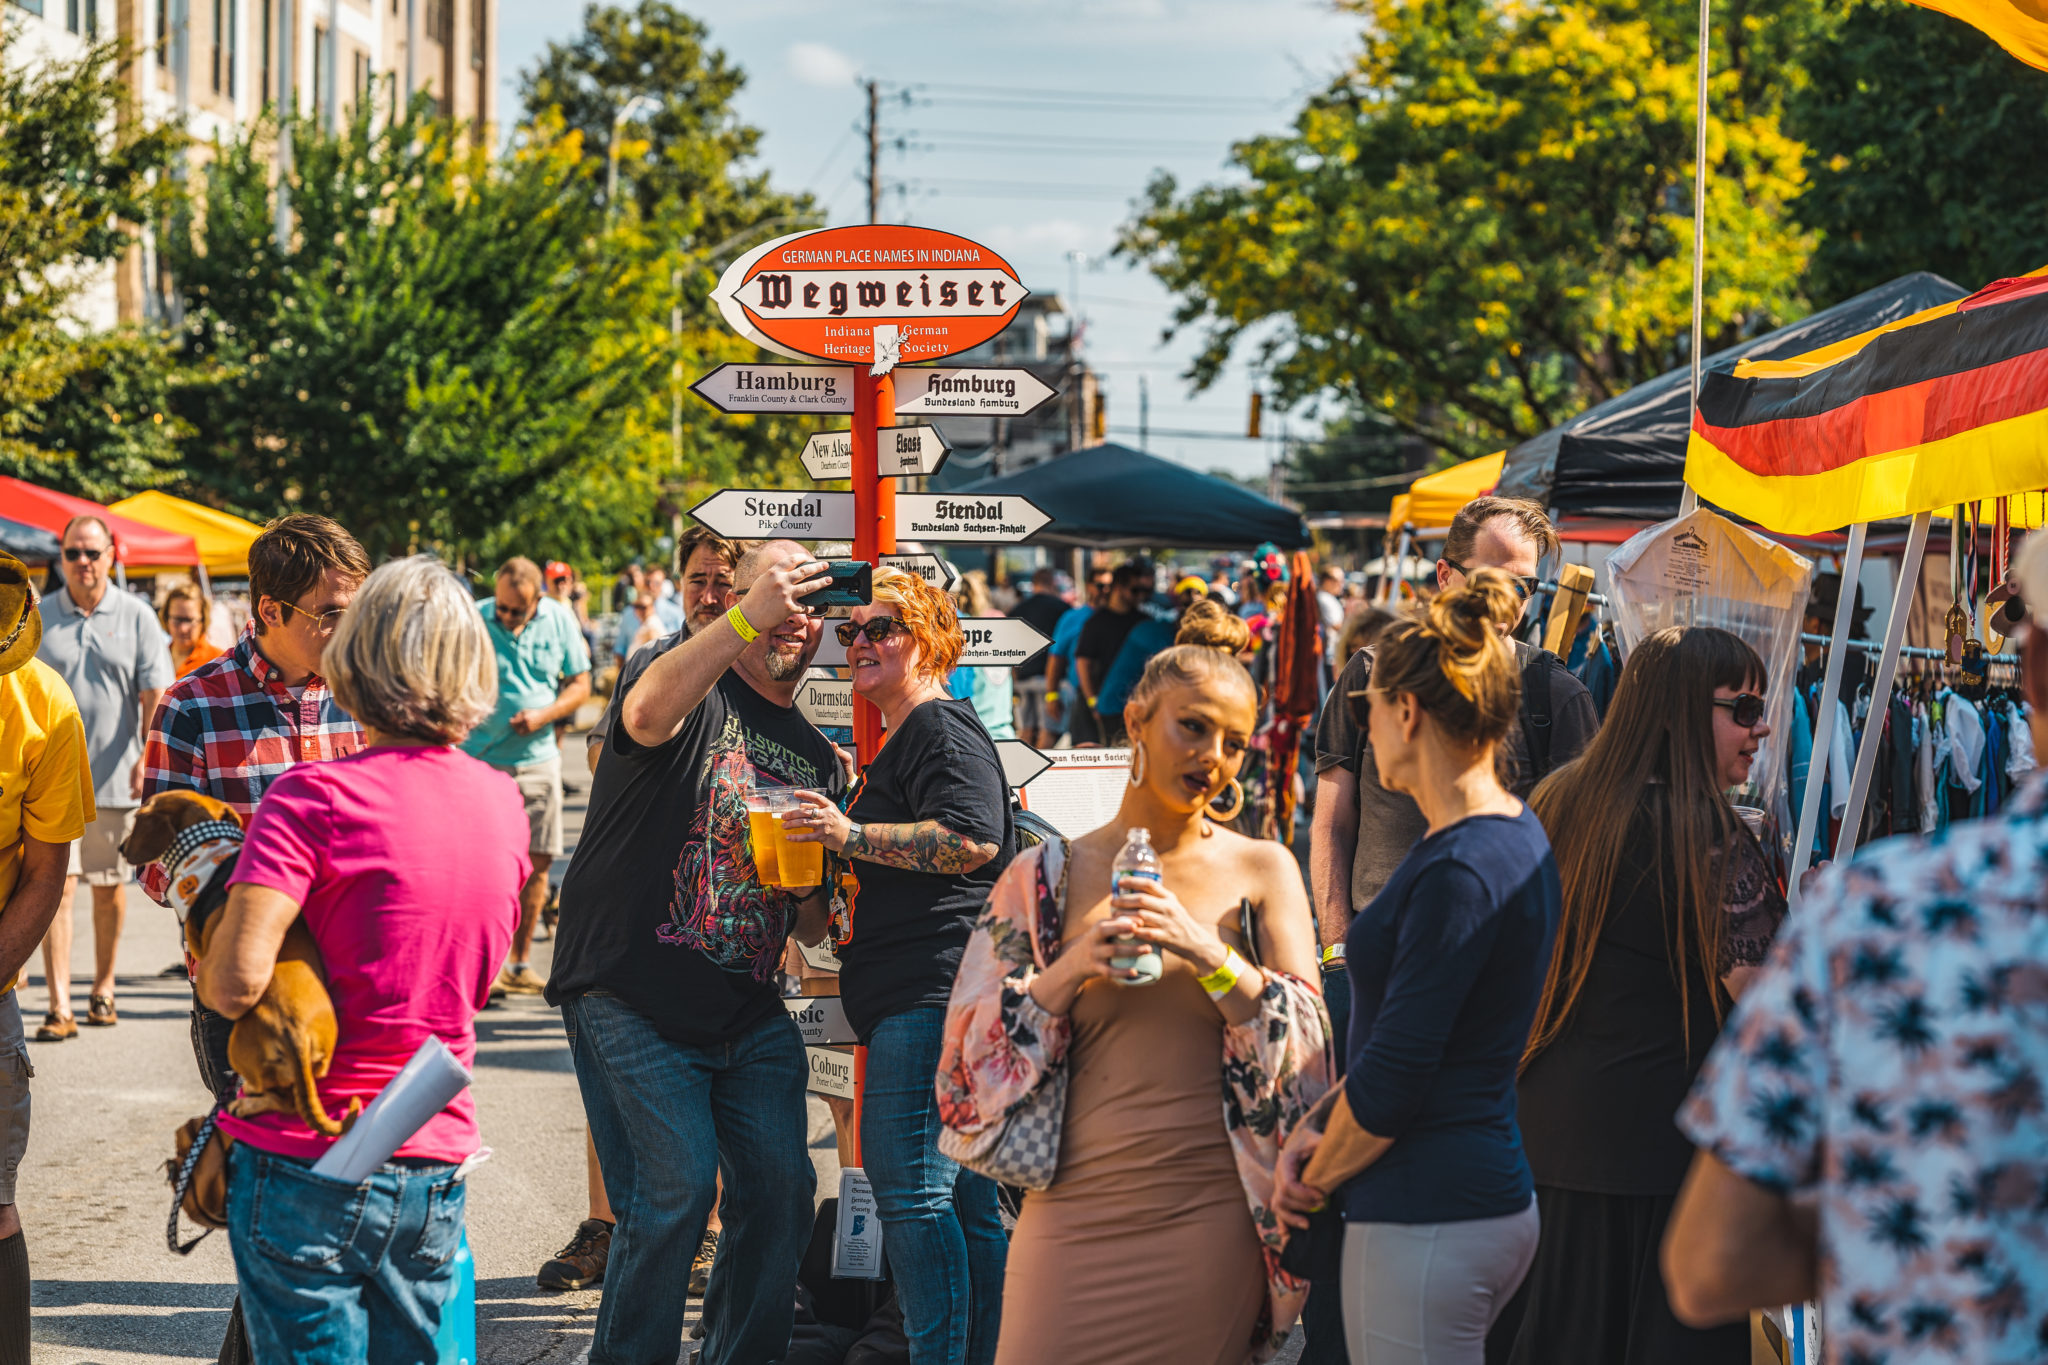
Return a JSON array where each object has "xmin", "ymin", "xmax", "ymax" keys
[{"xmin": 938, "ymin": 841, "xmax": 1073, "ymax": 1191}]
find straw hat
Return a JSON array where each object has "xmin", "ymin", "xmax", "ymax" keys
[{"xmin": 0, "ymin": 551, "xmax": 40, "ymax": 677}]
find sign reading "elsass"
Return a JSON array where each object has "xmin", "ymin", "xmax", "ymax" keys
[{"xmin": 801, "ymin": 425, "xmax": 949, "ymax": 480}]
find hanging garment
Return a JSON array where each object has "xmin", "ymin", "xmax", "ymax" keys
[
  {"xmin": 1789, "ymin": 687, "xmax": 1815, "ymax": 829},
  {"xmin": 1829, "ymin": 698, "xmax": 1855, "ymax": 822},
  {"xmin": 1944, "ymin": 690, "xmax": 1986, "ymax": 795},
  {"xmin": 1915, "ymin": 700, "xmax": 1939, "ymax": 834},
  {"xmin": 2007, "ymin": 701, "xmax": 2038, "ymax": 783}
]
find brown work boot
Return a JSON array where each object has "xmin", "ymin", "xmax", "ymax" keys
[
  {"xmin": 689, "ymin": 1226, "xmax": 720, "ymax": 1297},
  {"xmin": 35, "ymin": 1012, "xmax": 75, "ymax": 1042},
  {"xmin": 537, "ymin": 1217, "xmax": 612, "ymax": 1291},
  {"xmin": 496, "ymin": 964, "xmax": 546, "ymax": 995}
]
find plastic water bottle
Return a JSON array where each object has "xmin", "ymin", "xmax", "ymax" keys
[{"xmin": 1110, "ymin": 828, "xmax": 1165, "ymax": 987}]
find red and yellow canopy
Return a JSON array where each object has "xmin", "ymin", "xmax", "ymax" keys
[
  {"xmin": 1907, "ymin": 0, "xmax": 2048, "ymax": 71},
  {"xmin": 1683, "ymin": 269, "xmax": 2048, "ymax": 534}
]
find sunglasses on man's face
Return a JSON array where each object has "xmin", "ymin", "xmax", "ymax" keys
[
  {"xmin": 1712, "ymin": 692, "xmax": 1767, "ymax": 728},
  {"xmin": 494, "ymin": 602, "xmax": 536, "ymax": 627},
  {"xmin": 63, "ymin": 547, "xmax": 104, "ymax": 563},
  {"xmin": 1441, "ymin": 557, "xmax": 1537, "ymax": 601},
  {"xmin": 835, "ymin": 617, "xmax": 908, "ymax": 647}
]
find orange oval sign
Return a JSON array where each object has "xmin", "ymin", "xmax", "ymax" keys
[{"xmin": 712, "ymin": 225, "xmax": 1029, "ymax": 366}]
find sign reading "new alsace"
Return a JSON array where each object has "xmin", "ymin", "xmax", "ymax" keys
[
  {"xmin": 714, "ymin": 226, "xmax": 1029, "ymax": 366},
  {"xmin": 801, "ymin": 425, "xmax": 949, "ymax": 481}
]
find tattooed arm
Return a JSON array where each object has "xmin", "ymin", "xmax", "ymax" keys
[
  {"xmin": 846, "ymin": 821, "xmax": 999, "ymax": 874},
  {"xmin": 782, "ymin": 792, "xmax": 998, "ymax": 874}
]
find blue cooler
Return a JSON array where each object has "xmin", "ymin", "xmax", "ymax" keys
[{"xmin": 434, "ymin": 1229, "xmax": 477, "ymax": 1365}]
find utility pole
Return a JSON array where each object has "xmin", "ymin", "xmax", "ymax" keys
[
  {"xmin": 274, "ymin": 0, "xmax": 292, "ymax": 251},
  {"xmin": 1139, "ymin": 374, "xmax": 1149, "ymax": 451},
  {"xmin": 866, "ymin": 79, "xmax": 880, "ymax": 225}
]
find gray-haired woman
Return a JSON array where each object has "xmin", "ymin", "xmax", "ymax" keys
[{"xmin": 197, "ymin": 556, "xmax": 533, "ymax": 1364}]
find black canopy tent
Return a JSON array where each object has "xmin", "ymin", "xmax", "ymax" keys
[
  {"xmin": 1495, "ymin": 272, "xmax": 1968, "ymax": 521},
  {"xmin": 945, "ymin": 443, "xmax": 1311, "ymax": 550},
  {"xmin": 0, "ymin": 516, "xmax": 59, "ymax": 565}
]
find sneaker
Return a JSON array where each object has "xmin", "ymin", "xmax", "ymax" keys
[
  {"xmin": 689, "ymin": 1226, "xmax": 719, "ymax": 1297},
  {"xmin": 34, "ymin": 1012, "xmax": 76, "ymax": 1042},
  {"xmin": 497, "ymin": 964, "xmax": 547, "ymax": 995},
  {"xmin": 537, "ymin": 1217, "xmax": 612, "ymax": 1291},
  {"xmin": 83, "ymin": 994, "xmax": 117, "ymax": 1027}
]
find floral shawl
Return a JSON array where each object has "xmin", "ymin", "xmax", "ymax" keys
[{"xmin": 936, "ymin": 839, "xmax": 1334, "ymax": 1363}]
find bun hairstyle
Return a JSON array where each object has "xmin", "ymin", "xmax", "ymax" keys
[
  {"xmin": 1124, "ymin": 597, "xmax": 1257, "ymax": 722},
  {"xmin": 1370, "ymin": 567, "xmax": 1523, "ymax": 748}
]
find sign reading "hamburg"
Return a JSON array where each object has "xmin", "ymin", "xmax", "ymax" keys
[
  {"xmin": 894, "ymin": 367, "xmax": 1058, "ymax": 418},
  {"xmin": 895, "ymin": 493, "xmax": 1051, "ymax": 543},
  {"xmin": 691, "ymin": 363, "xmax": 857, "ymax": 415}
]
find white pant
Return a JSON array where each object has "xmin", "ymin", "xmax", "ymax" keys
[{"xmin": 1341, "ymin": 1200, "xmax": 1539, "ymax": 1365}]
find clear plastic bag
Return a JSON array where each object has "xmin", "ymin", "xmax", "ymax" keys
[{"xmin": 1602, "ymin": 509, "xmax": 1815, "ymax": 826}]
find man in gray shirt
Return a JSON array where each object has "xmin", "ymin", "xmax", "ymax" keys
[{"xmin": 32, "ymin": 515, "xmax": 172, "ymax": 1039}]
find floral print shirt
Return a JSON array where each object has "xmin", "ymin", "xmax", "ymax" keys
[
  {"xmin": 1681, "ymin": 773, "xmax": 2048, "ymax": 1364},
  {"xmin": 937, "ymin": 839, "xmax": 1334, "ymax": 1363}
]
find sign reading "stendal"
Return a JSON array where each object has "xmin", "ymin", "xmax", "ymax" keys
[
  {"xmin": 688, "ymin": 489, "xmax": 853, "ymax": 540},
  {"xmin": 895, "ymin": 494, "xmax": 1052, "ymax": 543}
]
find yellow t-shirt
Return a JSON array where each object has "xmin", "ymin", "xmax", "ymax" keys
[{"xmin": 0, "ymin": 658, "xmax": 93, "ymax": 995}]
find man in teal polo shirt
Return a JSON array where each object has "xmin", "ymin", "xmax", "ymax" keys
[{"xmin": 465, "ymin": 556, "xmax": 591, "ymax": 994}]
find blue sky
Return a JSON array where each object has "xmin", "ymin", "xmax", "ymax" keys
[{"xmin": 497, "ymin": 0, "xmax": 1361, "ymax": 480}]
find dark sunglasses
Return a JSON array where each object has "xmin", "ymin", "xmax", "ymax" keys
[
  {"xmin": 835, "ymin": 617, "xmax": 908, "ymax": 647},
  {"xmin": 1441, "ymin": 558, "xmax": 1537, "ymax": 600},
  {"xmin": 63, "ymin": 547, "xmax": 104, "ymax": 563},
  {"xmin": 494, "ymin": 602, "xmax": 536, "ymax": 626},
  {"xmin": 1713, "ymin": 692, "xmax": 1767, "ymax": 728}
]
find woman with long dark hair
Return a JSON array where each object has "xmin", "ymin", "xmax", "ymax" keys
[{"xmin": 1494, "ymin": 626, "xmax": 1785, "ymax": 1365}]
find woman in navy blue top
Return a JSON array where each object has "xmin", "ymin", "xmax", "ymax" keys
[{"xmin": 1274, "ymin": 568, "xmax": 1560, "ymax": 1364}]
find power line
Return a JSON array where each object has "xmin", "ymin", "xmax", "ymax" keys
[
  {"xmin": 913, "ymin": 178, "xmax": 1139, "ymax": 202},
  {"xmin": 896, "ymin": 130, "xmax": 1226, "ymax": 154},
  {"xmin": 898, "ymin": 81, "xmax": 1276, "ymax": 111}
]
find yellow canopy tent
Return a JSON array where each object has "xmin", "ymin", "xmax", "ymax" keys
[
  {"xmin": 1395, "ymin": 451, "xmax": 1506, "ymax": 529},
  {"xmin": 108, "ymin": 491, "xmax": 265, "ymax": 576}
]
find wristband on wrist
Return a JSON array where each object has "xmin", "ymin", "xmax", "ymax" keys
[
  {"xmin": 1321, "ymin": 943, "xmax": 1347, "ymax": 967},
  {"xmin": 1198, "ymin": 947, "xmax": 1250, "ymax": 1000},
  {"xmin": 725, "ymin": 604, "xmax": 760, "ymax": 643}
]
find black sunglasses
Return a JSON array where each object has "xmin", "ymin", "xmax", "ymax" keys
[
  {"xmin": 835, "ymin": 618, "xmax": 908, "ymax": 647},
  {"xmin": 494, "ymin": 602, "xmax": 535, "ymax": 626},
  {"xmin": 1713, "ymin": 692, "xmax": 1767, "ymax": 728},
  {"xmin": 63, "ymin": 547, "xmax": 104, "ymax": 563},
  {"xmin": 1442, "ymin": 558, "xmax": 1537, "ymax": 600}
]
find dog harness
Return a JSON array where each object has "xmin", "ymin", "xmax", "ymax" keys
[{"xmin": 163, "ymin": 819, "xmax": 245, "ymax": 928}]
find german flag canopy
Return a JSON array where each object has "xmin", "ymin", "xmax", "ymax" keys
[{"xmin": 1684, "ymin": 270, "xmax": 2048, "ymax": 534}]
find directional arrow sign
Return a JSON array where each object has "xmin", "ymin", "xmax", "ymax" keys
[
  {"xmin": 801, "ymin": 425, "xmax": 951, "ymax": 481},
  {"xmin": 894, "ymin": 367, "xmax": 1059, "ymax": 418},
  {"xmin": 879, "ymin": 553, "xmax": 962, "ymax": 593},
  {"xmin": 957, "ymin": 617, "xmax": 1051, "ymax": 669},
  {"xmin": 895, "ymin": 494, "xmax": 1053, "ymax": 543},
  {"xmin": 691, "ymin": 363, "xmax": 856, "ymax": 415},
  {"xmin": 689, "ymin": 489, "xmax": 854, "ymax": 540},
  {"xmin": 795, "ymin": 671, "xmax": 853, "ymax": 728},
  {"xmin": 993, "ymin": 740, "xmax": 1054, "ymax": 789}
]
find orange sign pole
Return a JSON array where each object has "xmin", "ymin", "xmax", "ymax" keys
[{"xmin": 851, "ymin": 370, "xmax": 897, "ymax": 768}]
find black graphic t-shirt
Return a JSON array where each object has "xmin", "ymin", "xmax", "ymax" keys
[
  {"xmin": 837, "ymin": 697, "xmax": 1015, "ymax": 1041},
  {"xmin": 549, "ymin": 660, "xmax": 843, "ymax": 1047}
]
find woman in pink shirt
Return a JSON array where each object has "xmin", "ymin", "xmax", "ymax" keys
[{"xmin": 198, "ymin": 555, "xmax": 529, "ymax": 1365}]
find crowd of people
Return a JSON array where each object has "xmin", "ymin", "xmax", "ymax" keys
[{"xmin": 0, "ymin": 491, "xmax": 2044, "ymax": 1365}]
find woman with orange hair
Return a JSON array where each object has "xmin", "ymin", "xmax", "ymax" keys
[{"xmin": 783, "ymin": 566, "xmax": 1014, "ymax": 1364}]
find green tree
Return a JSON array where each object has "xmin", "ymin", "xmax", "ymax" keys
[
  {"xmin": 0, "ymin": 330, "xmax": 194, "ymax": 502},
  {"xmin": 166, "ymin": 102, "xmax": 666, "ymax": 559},
  {"xmin": 1117, "ymin": 0, "xmax": 1816, "ymax": 461},
  {"xmin": 1790, "ymin": 0, "xmax": 2048, "ymax": 298},
  {"xmin": 0, "ymin": 38, "xmax": 183, "ymax": 488}
]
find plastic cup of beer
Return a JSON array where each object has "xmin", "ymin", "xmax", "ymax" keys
[
  {"xmin": 743, "ymin": 788, "xmax": 786, "ymax": 886},
  {"xmin": 774, "ymin": 789, "xmax": 827, "ymax": 889}
]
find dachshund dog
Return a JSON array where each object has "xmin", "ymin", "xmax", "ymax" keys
[{"xmin": 124, "ymin": 791, "xmax": 359, "ymax": 1136}]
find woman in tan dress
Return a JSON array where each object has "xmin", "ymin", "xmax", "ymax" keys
[{"xmin": 938, "ymin": 603, "xmax": 1333, "ymax": 1364}]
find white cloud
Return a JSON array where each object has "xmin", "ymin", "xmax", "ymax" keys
[{"xmin": 786, "ymin": 42, "xmax": 859, "ymax": 88}]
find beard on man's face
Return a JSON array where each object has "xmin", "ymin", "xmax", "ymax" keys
[{"xmin": 763, "ymin": 637, "xmax": 808, "ymax": 681}]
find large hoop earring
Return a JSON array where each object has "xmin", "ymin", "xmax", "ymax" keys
[
  {"xmin": 1207, "ymin": 778, "xmax": 1245, "ymax": 822},
  {"xmin": 1128, "ymin": 744, "xmax": 1147, "ymax": 787}
]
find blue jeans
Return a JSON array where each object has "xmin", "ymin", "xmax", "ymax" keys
[
  {"xmin": 861, "ymin": 1006, "xmax": 1007, "ymax": 1365},
  {"xmin": 225, "ymin": 1144, "xmax": 465, "ymax": 1365},
  {"xmin": 564, "ymin": 991, "xmax": 815, "ymax": 1365}
]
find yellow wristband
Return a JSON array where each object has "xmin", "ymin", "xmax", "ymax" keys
[
  {"xmin": 725, "ymin": 604, "xmax": 759, "ymax": 643},
  {"xmin": 1198, "ymin": 947, "xmax": 1249, "ymax": 1000}
]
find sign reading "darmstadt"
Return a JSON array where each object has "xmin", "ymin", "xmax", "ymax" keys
[
  {"xmin": 795, "ymin": 671, "xmax": 854, "ymax": 728},
  {"xmin": 691, "ymin": 363, "xmax": 857, "ymax": 414},
  {"xmin": 688, "ymin": 489, "xmax": 854, "ymax": 540},
  {"xmin": 893, "ymin": 367, "xmax": 1059, "ymax": 418},
  {"xmin": 713, "ymin": 226, "xmax": 1029, "ymax": 365},
  {"xmin": 801, "ymin": 424, "xmax": 950, "ymax": 480},
  {"xmin": 895, "ymin": 494, "xmax": 1052, "ymax": 543}
]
